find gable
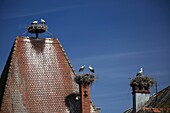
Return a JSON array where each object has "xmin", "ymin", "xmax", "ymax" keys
[{"xmin": 0, "ymin": 37, "xmax": 80, "ymax": 112}]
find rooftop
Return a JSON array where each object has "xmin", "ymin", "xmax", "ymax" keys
[{"xmin": 0, "ymin": 37, "xmax": 80, "ymax": 112}]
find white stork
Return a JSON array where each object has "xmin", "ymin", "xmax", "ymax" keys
[
  {"xmin": 136, "ymin": 68, "xmax": 143, "ymax": 76},
  {"xmin": 32, "ymin": 20, "xmax": 38, "ymax": 24},
  {"xmin": 41, "ymin": 19, "xmax": 46, "ymax": 24},
  {"xmin": 79, "ymin": 65, "xmax": 85, "ymax": 72},
  {"xmin": 139, "ymin": 68, "xmax": 143, "ymax": 74},
  {"xmin": 88, "ymin": 65, "xmax": 95, "ymax": 73}
]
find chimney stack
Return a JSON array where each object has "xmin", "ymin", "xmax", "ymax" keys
[
  {"xmin": 130, "ymin": 69, "xmax": 154, "ymax": 112},
  {"xmin": 132, "ymin": 84, "xmax": 150, "ymax": 112},
  {"xmin": 75, "ymin": 74, "xmax": 95, "ymax": 113},
  {"xmin": 80, "ymin": 83, "xmax": 91, "ymax": 113}
]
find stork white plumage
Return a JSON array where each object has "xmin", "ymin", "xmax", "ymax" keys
[
  {"xmin": 139, "ymin": 68, "xmax": 143, "ymax": 74},
  {"xmin": 41, "ymin": 19, "xmax": 46, "ymax": 24},
  {"xmin": 79, "ymin": 65, "xmax": 85, "ymax": 72},
  {"xmin": 136, "ymin": 68, "xmax": 143, "ymax": 76},
  {"xmin": 88, "ymin": 65, "xmax": 95, "ymax": 73},
  {"xmin": 32, "ymin": 20, "xmax": 38, "ymax": 24}
]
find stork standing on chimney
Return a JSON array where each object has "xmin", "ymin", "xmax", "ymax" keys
[
  {"xmin": 79, "ymin": 65, "xmax": 85, "ymax": 73},
  {"xmin": 136, "ymin": 68, "xmax": 143, "ymax": 76},
  {"xmin": 88, "ymin": 65, "xmax": 95, "ymax": 73}
]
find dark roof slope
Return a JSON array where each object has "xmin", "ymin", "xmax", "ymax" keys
[
  {"xmin": 0, "ymin": 37, "xmax": 80, "ymax": 112},
  {"xmin": 138, "ymin": 85, "xmax": 170, "ymax": 113},
  {"xmin": 146, "ymin": 85, "xmax": 170, "ymax": 108}
]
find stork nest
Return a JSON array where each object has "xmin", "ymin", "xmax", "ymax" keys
[
  {"xmin": 75, "ymin": 74, "xmax": 95, "ymax": 85},
  {"xmin": 130, "ymin": 76, "xmax": 154, "ymax": 90}
]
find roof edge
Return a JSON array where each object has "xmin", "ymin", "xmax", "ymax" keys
[
  {"xmin": 56, "ymin": 38, "xmax": 77, "ymax": 76},
  {"xmin": 0, "ymin": 39, "xmax": 16, "ymax": 109}
]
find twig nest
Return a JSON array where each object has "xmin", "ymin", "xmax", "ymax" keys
[
  {"xmin": 27, "ymin": 24, "xmax": 47, "ymax": 33},
  {"xmin": 75, "ymin": 74, "xmax": 95, "ymax": 85},
  {"xmin": 130, "ymin": 76, "xmax": 154, "ymax": 90}
]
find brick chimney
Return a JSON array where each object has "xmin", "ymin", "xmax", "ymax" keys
[
  {"xmin": 130, "ymin": 69, "xmax": 154, "ymax": 113},
  {"xmin": 75, "ymin": 73, "xmax": 95, "ymax": 113},
  {"xmin": 80, "ymin": 83, "xmax": 91, "ymax": 113}
]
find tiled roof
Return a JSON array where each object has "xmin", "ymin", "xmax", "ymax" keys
[
  {"xmin": 138, "ymin": 85, "xmax": 170, "ymax": 113},
  {"xmin": 145, "ymin": 85, "xmax": 170, "ymax": 108},
  {"xmin": 0, "ymin": 37, "xmax": 81, "ymax": 112},
  {"xmin": 139, "ymin": 107, "xmax": 170, "ymax": 113}
]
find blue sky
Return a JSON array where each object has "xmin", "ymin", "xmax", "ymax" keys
[{"xmin": 0, "ymin": 0, "xmax": 170, "ymax": 112}]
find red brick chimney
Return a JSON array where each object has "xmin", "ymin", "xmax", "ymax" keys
[
  {"xmin": 80, "ymin": 84, "xmax": 91, "ymax": 113},
  {"xmin": 75, "ymin": 73, "xmax": 95, "ymax": 113}
]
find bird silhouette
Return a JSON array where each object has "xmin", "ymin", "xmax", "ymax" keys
[
  {"xmin": 41, "ymin": 19, "xmax": 46, "ymax": 24},
  {"xmin": 32, "ymin": 20, "xmax": 38, "ymax": 24},
  {"xmin": 79, "ymin": 65, "xmax": 85, "ymax": 72},
  {"xmin": 88, "ymin": 65, "xmax": 94, "ymax": 73},
  {"xmin": 136, "ymin": 68, "xmax": 143, "ymax": 76}
]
